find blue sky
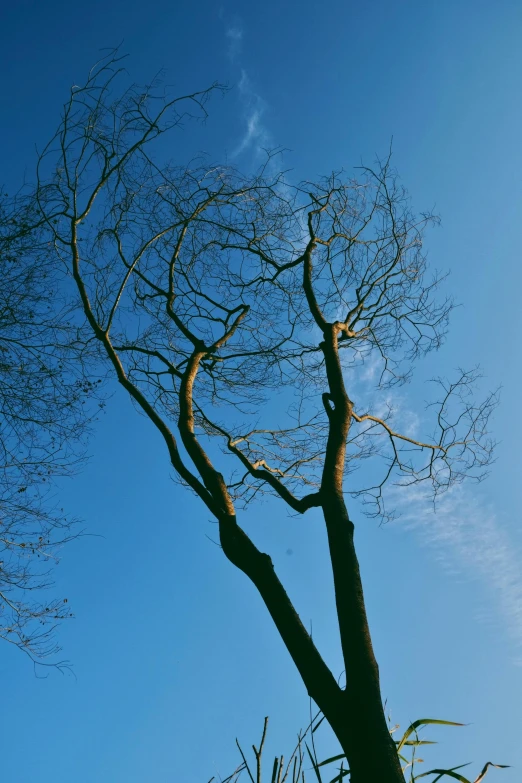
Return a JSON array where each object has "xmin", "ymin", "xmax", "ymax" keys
[{"xmin": 1, "ymin": 1, "xmax": 521, "ymax": 780}]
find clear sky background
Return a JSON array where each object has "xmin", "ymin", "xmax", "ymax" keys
[{"xmin": 1, "ymin": 1, "xmax": 521, "ymax": 781}]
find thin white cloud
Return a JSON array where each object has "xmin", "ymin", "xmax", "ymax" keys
[
  {"xmin": 231, "ymin": 70, "xmax": 271, "ymax": 160},
  {"xmin": 394, "ymin": 484, "xmax": 522, "ymax": 663},
  {"xmin": 226, "ymin": 25, "xmax": 243, "ymax": 61},
  {"xmin": 221, "ymin": 16, "xmax": 273, "ymax": 161},
  {"xmin": 221, "ymin": 17, "xmax": 271, "ymax": 160},
  {"xmin": 344, "ymin": 355, "xmax": 421, "ymax": 437},
  {"xmin": 221, "ymin": 21, "xmax": 287, "ymax": 175}
]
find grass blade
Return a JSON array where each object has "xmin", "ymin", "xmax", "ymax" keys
[
  {"xmin": 315, "ymin": 754, "xmax": 346, "ymax": 769},
  {"xmin": 473, "ymin": 762, "xmax": 510, "ymax": 783},
  {"xmin": 305, "ymin": 742, "xmax": 323, "ymax": 783},
  {"xmin": 415, "ymin": 766, "xmax": 472, "ymax": 783},
  {"xmin": 397, "ymin": 719, "xmax": 465, "ymax": 753}
]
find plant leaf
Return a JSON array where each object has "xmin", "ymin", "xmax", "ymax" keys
[
  {"xmin": 397, "ymin": 719, "xmax": 465, "ymax": 753},
  {"xmin": 316, "ymin": 754, "xmax": 346, "ymax": 768},
  {"xmin": 473, "ymin": 762, "xmax": 510, "ymax": 783},
  {"xmin": 415, "ymin": 765, "xmax": 472, "ymax": 783},
  {"xmin": 305, "ymin": 742, "xmax": 323, "ymax": 783}
]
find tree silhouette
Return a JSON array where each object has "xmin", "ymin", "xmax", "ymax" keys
[
  {"xmin": 32, "ymin": 53, "xmax": 496, "ymax": 779},
  {"xmin": 0, "ymin": 189, "xmax": 97, "ymax": 667}
]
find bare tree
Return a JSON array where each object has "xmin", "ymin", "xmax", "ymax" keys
[
  {"xmin": 0, "ymin": 189, "xmax": 96, "ymax": 668},
  {"xmin": 33, "ymin": 54, "xmax": 496, "ymax": 779}
]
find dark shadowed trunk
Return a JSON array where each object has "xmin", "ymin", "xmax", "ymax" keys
[
  {"xmin": 219, "ymin": 506, "xmax": 404, "ymax": 782},
  {"xmin": 322, "ymin": 498, "xmax": 404, "ymax": 782}
]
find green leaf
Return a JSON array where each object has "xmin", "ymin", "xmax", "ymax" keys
[
  {"xmin": 305, "ymin": 742, "xmax": 323, "ymax": 783},
  {"xmin": 316, "ymin": 753, "xmax": 346, "ymax": 768},
  {"xmin": 473, "ymin": 762, "xmax": 510, "ymax": 783},
  {"xmin": 312, "ymin": 715, "xmax": 326, "ymax": 733},
  {"xmin": 415, "ymin": 765, "xmax": 472, "ymax": 783},
  {"xmin": 328, "ymin": 768, "xmax": 350, "ymax": 783},
  {"xmin": 397, "ymin": 719, "xmax": 465, "ymax": 753},
  {"xmin": 398, "ymin": 740, "xmax": 437, "ymax": 747}
]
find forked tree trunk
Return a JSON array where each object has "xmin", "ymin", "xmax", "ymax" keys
[
  {"xmin": 217, "ymin": 318, "xmax": 404, "ymax": 778},
  {"xmin": 219, "ymin": 511, "xmax": 404, "ymax": 783}
]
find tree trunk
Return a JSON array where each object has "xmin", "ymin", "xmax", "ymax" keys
[
  {"xmin": 219, "ymin": 512, "xmax": 404, "ymax": 782},
  {"xmin": 322, "ymin": 496, "xmax": 404, "ymax": 783}
]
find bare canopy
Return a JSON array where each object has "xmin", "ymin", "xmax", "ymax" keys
[
  {"xmin": 0, "ymin": 189, "xmax": 96, "ymax": 667},
  {"xmin": 33, "ymin": 53, "xmax": 495, "ymax": 780}
]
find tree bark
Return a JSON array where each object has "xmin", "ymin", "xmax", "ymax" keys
[
  {"xmin": 318, "ymin": 324, "xmax": 404, "ymax": 781},
  {"xmin": 322, "ymin": 497, "xmax": 404, "ymax": 783},
  {"xmin": 219, "ymin": 512, "xmax": 404, "ymax": 782},
  {"xmin": 218, "ymin": 514, "xmax": 346, "ymax": 723}
]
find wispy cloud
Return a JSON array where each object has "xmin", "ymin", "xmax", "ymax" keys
[
  {"xmin": 394, "ymin": 484, "xmax": 522, "ymax": 662},
  {"xmin": 225, "ymin": 25, "xmax": 243, "ymax": 61},
  {"xmin": 221, "ymin": 18, "xmax": 273, "ymax": 162},
  {"xmin": 344, "ymin": 354, "xmax": 421, "ymax": 437},
  {"xmin": 231, "ymin": 69, "xmax": 271, "ymax": 160}
]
